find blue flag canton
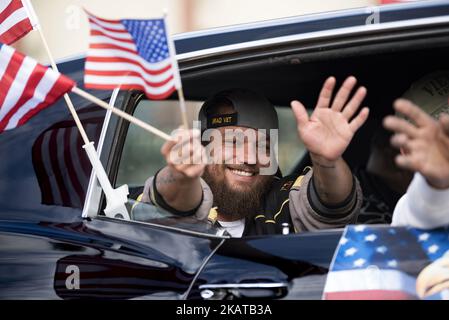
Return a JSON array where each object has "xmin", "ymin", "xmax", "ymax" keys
[
  {"xmin": 333, "ymin": 225, "xmax": 449, "ymax": 275},
  {"xmin": 122, "ymin": 19, "xmax": 169, "ymax": 63}
]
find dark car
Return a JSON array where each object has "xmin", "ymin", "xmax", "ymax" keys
[{"xmin": 1, "ymin": 0, "xmax": 449, "ymax": 299}]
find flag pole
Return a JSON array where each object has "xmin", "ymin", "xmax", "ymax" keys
[
  {"xmin": 35, "ymin": 29, "xmax": 91, "ymax": 145},
  {"xmin": 22, "ymin": 0, "xmax": 90, "ymax": 143},
  {"xmin": 71, "ymin": 87, "xmax": 172, "ymax": 141},
  {"xmin": 177, "ymin": 87, "xmax": 189, "ymax": 130},
  {"xmin": 163, "ymin": 10, "xmax": 189, "ymax": 130}
]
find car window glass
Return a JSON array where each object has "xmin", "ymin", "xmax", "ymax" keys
[{"xmin": 276, "ymin": 106, "xmax": 306, "ymax": 174}]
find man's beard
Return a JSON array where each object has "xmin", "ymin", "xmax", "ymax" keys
[{"xmin": 202, "ymin": 165, "xmax": 273, "ymax": 221}]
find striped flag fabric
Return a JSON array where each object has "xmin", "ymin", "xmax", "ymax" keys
[
  {"xmin": 0, "ymin": 42, "xmax": 75, "ymax": 133},
  {"xmin": 0, "ymin": 0, "xmax": 38, "ymax": 45},
  {"xmin": 84, "ymin": 11, "xmax": 177, "ymax": 100},
  {"xmin": 323, "ymin": 225, "xmax": 449, "ymax": 300},
  {"xmin": 32, "ymin": 106, "xmax": 106, "ymax": 209}
]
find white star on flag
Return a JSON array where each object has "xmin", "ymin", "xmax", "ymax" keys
[
  {"xmin": 339, "ymin": 237, "xmax": 348, "ymax": 245},
  {"xmin": 365, "ymin": 234, "xmax": 377, "ymax": 242},
  {"xmin": 376, "ymin": 246, "xmax": 387, "ymax": 254},
  {"xmin": 388, "ymin": 228, "xmax": 397, "ymax": 235},
  {"xmin": 418, "ymin": 233, "xmax": 430, "ymax": 242},
  {"xmin": 345, "ymin": 247, "xmax": 357, "ymax": 257},
  {"xmin": 354, "ymin": 225, "xmax": 366, "ymax": 232},
  {"xmin": 387, "ymin": 260, "xmax": 398, "ymax": 268},
  {"xmin": 428, "ymin": 244, "xmax": 439, "ymax": 254},
  {"xmin": 353, "ymin": 258, "xmax": 366, "ymax": 267}
]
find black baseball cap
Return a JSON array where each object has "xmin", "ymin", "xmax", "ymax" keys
[{"xmin": 198, "ymin": 88, "xmax": 278, "ymax": 132}]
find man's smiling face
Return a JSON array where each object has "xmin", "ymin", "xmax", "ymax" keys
[
  {"xmin": 205, "ymin": 126, "xmax": 272, "ymax": 191},
  {"xmin": 202, "ymin": 126, "xmax": 274, "ymax": 221}
]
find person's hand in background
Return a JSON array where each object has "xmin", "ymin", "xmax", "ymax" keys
[{"xmin": 383, "ymin": 99, "xmax": 449, "ymax": 189}]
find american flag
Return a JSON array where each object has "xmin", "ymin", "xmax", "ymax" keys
[
  {"xmin": 84, "ymin": 11, "xmax": 177, "ymax": 100},
  {"xmin": 323, "ymin": 225, "xmax": 449, "ymax": 300},
  {"xmin": 0, "ymin": 43, "xmax": 75, "ymax": 133},
  {"xmin": 0, "ymin": 0, "xmax": 38, "ymax": 45},
  {"xmin": 32, "ymin": 106, "xmax": 106, "ymax": 209}
]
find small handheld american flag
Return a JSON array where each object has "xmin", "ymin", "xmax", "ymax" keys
[
  {"xmin": 0, "ymin": 43, "xmax": 75, "ymax": 133},
  {"xmin": 84, "ymin": 11, "xmax": 178, "ymax": 100},
  {"xmin": 0, "ymin": 0, "xmax": 39, "ymax": 44}
]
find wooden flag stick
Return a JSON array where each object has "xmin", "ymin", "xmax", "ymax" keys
[
  {"xmin": 72, "ymin": 87, "xmax": 173, "ymax": 141},
  {"xmin": 163, "ymin": 11, "xmax": 189, "ymax": 130},
  {"xmin": 36, "ymin": 27, "xmax": 91, "ymax": 145},
  {"xmin": 177, "ymin": 87, "xmax": 189, "ymax": 130}
]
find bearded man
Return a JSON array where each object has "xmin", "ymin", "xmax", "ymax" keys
[{"xmin": 141, "ymin": 76, "xmax": 369, "ymax": 237}]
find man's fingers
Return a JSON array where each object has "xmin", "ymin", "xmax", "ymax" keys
[
  {"xmin": 348, "ymin": 107, "xmax": 369, "ymax": 133},
  {"xmin": 342, "ymin": 86, "xmax": 367, "ymax": 120},
  {"xmin": 174, "ymin": 161, "xmax": 206, "ymax": 177},
  {"xmin": 176, "ymin": 146, "xmax": 202, "ymax": 164},
  {"xmin": 169, "ymin": 140, "xmax": 205, "ymax": 165},
  {"xmin": 316, "ymin": 76, "xmax": 336, "ymax": 109},
  {"xmin": 171, "ymin": 137, "xmax": 201, "ymax": 158},
  {"xmin": 191, "ymin": 147, "xmax": 206, "ymax": 165},
  {"xmin": 161, "ymin": 140, "xmax": 177, "ymax": 157},
  {"xmin": 163, "ymin": 129, "xmax": 201, "ymax": 163},
  {"xmin": 183, "ymin": 165, "xmax": 205, "ymax": 178},
  {"xmin": 173, "ymin": 164, "xmax": 193, "ymax": 175},
  {"xmin": 331, "ymin": 76, "xmax": 357, "ymax": 112},
  {"xmin": 291, "ymin": 100, "xmax": 309, "ymax": 127},
  {"xmin": 393, "ymin": 99, "xmax": 434, "ymax": 127},
  {"xmin": 383, "ymin": 115, "xmax": 419, "ymax": 138}
]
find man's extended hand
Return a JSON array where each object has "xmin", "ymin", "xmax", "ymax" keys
[
  {"xmin": 161, "ymin": 128, "xmax": 206, "ymax": 179},
  {"xmin": 155, "ymin": 128, "xmax": 206, "ymax": 212},
  {"xmin": 290, "ymin": 76, "xmax": 368, "ymax": 205},
  {"xmin": 291, "ymin": 76, "xmax": 369, "ymax": 162},
  {"xmin": 383, "ymin": 99, "xmax": 449, "ymax": 189}
]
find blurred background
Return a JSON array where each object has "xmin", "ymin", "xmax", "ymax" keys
[{"xmin": 12, "ymin": 0, "xmax": 426, "ymax": 63}]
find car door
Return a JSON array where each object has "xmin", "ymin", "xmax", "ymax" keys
[{"xmin": 187, "ymin": 231, "xmax": 342, "ymax": 300}]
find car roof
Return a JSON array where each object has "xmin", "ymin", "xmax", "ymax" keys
[
  {"xmin": 172, "ymin": 0, "xmax": 449, "ymax": 56},
  {"xmin": 58, "ymin": 0, "xmax": 449, "ymax": 74}
]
